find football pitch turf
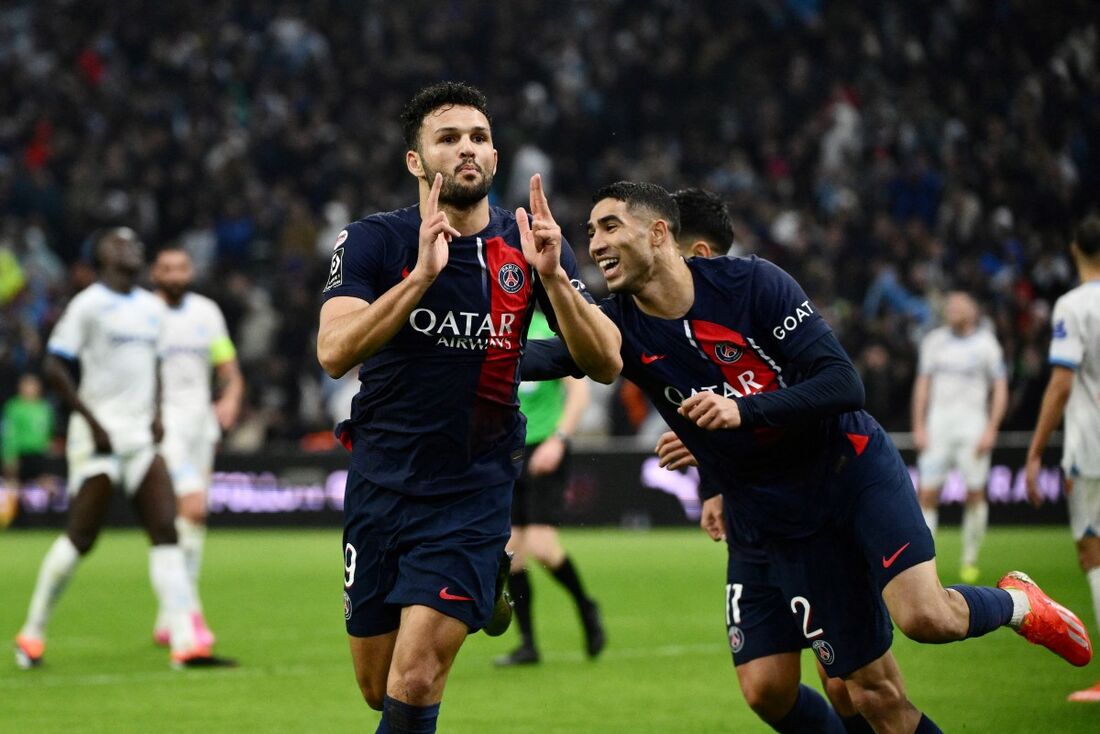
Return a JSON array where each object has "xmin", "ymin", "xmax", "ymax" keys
[{"xmin": 2, "ymin": 526, "xmax": 1098, "ymax": 732}]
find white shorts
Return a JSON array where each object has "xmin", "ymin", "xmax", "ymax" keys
[
  {"xmin": 66, "ymin": 437, "xmax": 157, "ymax": 496},
  {"xmin": 1068, "ymin": 477, "xmax": 1100, "ymax": 542},
  {"xmin": 918, "ymin": 420, "xmax": 991, "ymax": 490},
  {"xmin": 161, "ymin": 430, "xmax": 216, "ymax": 497}
]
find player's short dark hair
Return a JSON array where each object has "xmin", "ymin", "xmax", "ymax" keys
[
  {"xmin": 672, "ymin": 188, "xmax": 734, "ymax": 255},
  {"xmin": 401, "ymin": 81, "xmax": 491, "ymax": 151},
  {"xmin": 593, "ymin": 181, "xmax": 680, "ymax": 238},
  {"xmin": 1074, "ymin": 214, "xmax": 1100, "ymax": 257}
]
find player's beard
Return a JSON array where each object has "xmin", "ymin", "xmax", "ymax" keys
[{"xmin": 422, "ymin": 161, "xmax": 494, "ymax": 210}]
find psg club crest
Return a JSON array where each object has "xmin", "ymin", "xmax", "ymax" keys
[
  {"xmin": 343, "ymin": 591, "xmax": 353, "ymax": 621},
  {"xmin": 714, "ymin": 341, "xmax": 743, "ymax": 363},
  {"xmin": 728, "ymin": 625, "xmax": 745, "ymax": 654},
  {"xmin": 498, "ymin": 263, "xmax": 525, "ymax": 294},
  {"xmin": 812, "ymin": 639, "xmax": 835, "ymax": 666}
]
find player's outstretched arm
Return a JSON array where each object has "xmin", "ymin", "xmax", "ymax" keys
[
  {"xmin": 517, "ymin": 174, "xmax": 621, "ymax": 384},
  {"xmin": 318, "ymin": 174, "xmax": 460, "ymax": 378}
]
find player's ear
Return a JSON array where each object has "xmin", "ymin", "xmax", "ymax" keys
[
  {"xmin": 406, "ymin": 149, "xmax": 424, "ymax": 178},
  {"xmin": 691, "ymin": 241, "xmax": 713, "ymax": 259},
  {"xmin": 651, "ymin": 219, "xmax": 669, "ymax": 249}
]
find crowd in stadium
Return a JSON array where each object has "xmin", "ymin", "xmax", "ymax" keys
[{"xmin": 1, "ymin": 0, "xmax": 1097, "ymax": 447}]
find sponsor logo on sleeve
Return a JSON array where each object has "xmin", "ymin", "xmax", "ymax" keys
[
  {"xmin": 324, "ymin": 247, "xmax": 344, "ymax": 292},
  {"xmin": 772, "ymin": 300, "xmax": 815, "ymax": 340},
  {"xmin": 1053, "ymin": 319, "xmax": 1067, "ymax": 339}
]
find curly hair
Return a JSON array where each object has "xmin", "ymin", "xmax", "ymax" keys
[{"xmin": 400, "ymin": 81, "xmax": 491, "ymax": 151}]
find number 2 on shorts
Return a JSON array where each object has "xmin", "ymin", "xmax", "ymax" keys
[{"xmin": 790, "ymin": 595, "xmax": 823, "ymax": 639}]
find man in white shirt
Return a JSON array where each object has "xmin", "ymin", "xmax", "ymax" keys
[
  {"xmin": 13, "ymin": 228, "xmax": 233, "ymax": 670},
  {"xmin": 1027, "ymin": 215, "xmax": 1100, "ymax": 702},
  {"xmin": 151, "ymin": 248, "xmax": 244, "ymax": 649},
  {"xmin": 912, "ymin": 292, "xmax": 1008, "ymax": 583}
]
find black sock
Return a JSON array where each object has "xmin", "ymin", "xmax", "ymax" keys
[
  {"xmin": 947, "ymin": 585, "xmax": 1013, "ymax": 638},
  {"xmin": 841, "ymin": 713, "xmax": 875, "ymax": 734},
  {"xmin": 771, "ymin": 685, "xmax": 846, "ymax": 733},
  {"xmin": 914, "ymin": 713, "xmax": 942, "ymax": 733},
  {"xmin": 550, "ymin": 555, "xmax": 591, "ymax": 609},
  {"xmin": 376, "ymin": 696, "xmax": 440, "ymax": 734},
  {"xmin": 508, "ymin": 569, "xmax": 535, "ymax": 647}
]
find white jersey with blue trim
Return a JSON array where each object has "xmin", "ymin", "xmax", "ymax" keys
[
  {"xmin": 1049, "ymin": 281, "xmax": 1100, "ymax": 477},
  {"xmin": 917, "ymin": 325, "xmax": 1004, "ymax": 428},
  {"xmin": 47, "ymin": 282, "xmax": 167, "ymax": 449},
  {"xmin": 160, "ymin": 292, "xmax": 230, "ymax": 442}
]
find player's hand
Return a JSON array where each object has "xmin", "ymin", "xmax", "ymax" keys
[
  {"xmin": 90, "ymin": 421, "xmax": 113, "ymax": 454},
  {"xmin": 516, "ymin": 174, "xmax": 564, "ymax": 278},
  {"xmin": 974, "ymin": 428, "xmax": 996, "ymax": 456},
  {"xmin": 678, "ymin": 392, "xmax": 742, "ymax": 430},
  {"xmin": 913, "ymin": 426, "xmax": 927, "ymax": 453},
  {"xmin": 214, "ymin": 397, "xmax": 240, "ymax": 431},
  {"xmin": 414, "ymin": 173, "xmax": 461, "ymax": 284},
  {"xmin": 656, "ymin": 431, "xmax": 698, "ymax": 469},
  {"xmin": 527, "ymin": 435, "xmax": 566, "ymax": 477},
  {"xmin": 700, "ymin": 494, "xmax": 726, "ymax": 542},
  {"xmin": 1025, "ymin": 454, "xmax": 1043, "ymax": 508},
  {"xmin": 151, "ymin": 416, "xmax": 164, "ymax": 444}
]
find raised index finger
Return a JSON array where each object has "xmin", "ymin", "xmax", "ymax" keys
[
  {"xmin": 530, "ymin": 173, "xmax": 553, "ymax": 220},
  {"xmin": 426, "ymin": 172, "xmax": 442, "ymax": 216}
]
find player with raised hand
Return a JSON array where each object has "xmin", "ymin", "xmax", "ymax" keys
[{"xmin": 316, "ymin": 81, "xmax": 619, "ymax": 734}]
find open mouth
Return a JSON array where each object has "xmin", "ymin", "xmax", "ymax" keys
[{"xmin": 597, "ymin": 257, "xmax": 621, "ymax": 280}]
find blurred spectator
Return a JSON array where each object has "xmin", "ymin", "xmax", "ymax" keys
[{"xmin": 0, "ymin": 1, "xmax": 1096, "ymax": 447}]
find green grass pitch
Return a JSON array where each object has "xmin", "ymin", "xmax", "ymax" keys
[{"xmin": 2, "ymin": 526, "xmax": 1098, "ymax": 732}]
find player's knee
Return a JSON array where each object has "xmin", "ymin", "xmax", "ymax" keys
[
  {"xmin": 358, "ymin": 679, "xmax": 385, "ymax": 711},
  {"xmin": 146, "ymin": 518, "xmax": 178, "ymax": 545},
  {"xmin": 740, "ymin": 677, "xmax": 797, "ymax": 722},
  {"xmin": 389, "ymin": 668, "xmax": 438, "ymax": 705},
  {"xmin": 67, "ymin": 529, "xmax": 98, "ymax": 556}
]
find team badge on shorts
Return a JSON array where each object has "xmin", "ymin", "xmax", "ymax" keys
[
  {"xmin": 498, "ymin": 263, "xmax": 525, "ymax": 293},
  {"xmin": 324, "ymin": 247, "xmax": 345, "ymax": 292},
  {"xmin": 728, "ymin": 625, "xmax": 745, "ymax": 653},
  {"xmin": 812, "ymin": 639, "xmax": 835, "ymax": 666},
  {"xmin": 343, "ymin": 591, "xmax": 353, "ymax": 621},
  {"xmin": 714, "ymin": 341, "xmax": 744, "ymax": 363}
]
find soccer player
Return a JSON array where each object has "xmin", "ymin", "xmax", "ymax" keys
[
  {"xmin": 1026, "ymin": 214, "xmax": 1100, "ymax": 703},
  {"xmin": 494, "ymin": 307, "xmax": 605, "ymax": 667},
  {"xmin": 535, "ymin": 182, "xmax": 1090, "ymax": 733},
  {"xmin": 315, "ymin": 82, "xmax": 620, "ymax": 733},
  {"xmin": 651, "ymin": 188, "xmax": 870, "ymax": 731},
  {"xmin": 13, "ymin": 227, "xmax": 231, "ymax": 669},
  {"xmin": 912, "ymin": 291, "xmax": 1008, "ymax": 582},
  {"xmin": 150, "ymin": 247, "xmax": 244, "ymax": 650},
  {"xmin": 2, "ymin": 373, "xmax": 54, "ymax": 528}
]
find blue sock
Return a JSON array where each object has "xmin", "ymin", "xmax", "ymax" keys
[
  {"xmin": 915, "ymin": 713, "xmax": 943, "ymax": 732},
  {"xmin": 841, "ymin": 713, "xmax": 875, "ymax": 733},
  {"xmin": 948, "ymin": 585, "xmax": 1013, "ymax": 638},
  {"xmin": 772, "ymin": 684, "xmax": 846, "ymax": 733},
  {"xmin": 375, "ymin": 696, "xmax": 440, "ymax": 734}
]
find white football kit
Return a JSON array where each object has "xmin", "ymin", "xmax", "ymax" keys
[
  {"xmin": 159, "ymin": 293, "xmax": 234, "ymax": 496},
  {"xmin": 1049, "ymin": 282, "xmax": 1100, "ymax": 540},
  {"xmin": 47, "ymin": 283, "xmax": 167, "ymax": 494},
  {"xmin": 916, "ymin": 325, "xmax": 1005, "ymax": 488}
]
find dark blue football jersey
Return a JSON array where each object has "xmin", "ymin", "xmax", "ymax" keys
[
  {"xmin": 604, "ymin": 255, "xmax": 881, "ymax": 541},
  {"xmin": 320, "ymin": 204, "xmax": 591, "ymax": 496}
]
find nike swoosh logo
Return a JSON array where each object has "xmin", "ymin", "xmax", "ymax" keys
[
  {"xmin": 641, "ymin": 353, "xmax": 666, "ymax": 365},
  {"xmin": 882, "ymin": 542, "xmax": 911, "ymax": 569},
  {"xmin": 439, "ymin": 587, "xmax": 474, "ymax": 602}
]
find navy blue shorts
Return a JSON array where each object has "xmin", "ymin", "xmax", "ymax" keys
[
  {"xmin": 724, "ymin": 427, "xmax": 935, "ymax": 678},
  {"xmin": 342, "ymin": 470, "xmax": 512, "ymax": 637}
]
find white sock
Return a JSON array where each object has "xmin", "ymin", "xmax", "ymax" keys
[
  {"xmin": 921, "ymin": 506, "xmax": 939, "ymax": 535},
  {"xmin": 961, "ymin": 500, "xmax": 988, "ymax": 567},
  {"xmin": 20, "ymin": 535, "xmax": 81, "ymax": 640},
  {"xmin": 1006, "ymin": 589, "xmax": 1029, "ymax": 628},
  {"xmin": 149, "ymin": 545, "xmax": 198, "ymax": 653},
  {"xmin": 1087, "ymin": 566, "xmax": 1100, "ymax": 634},
  {"xmin": 175, "ymin": 517, "xmax": 207, "ymax": 605}
]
